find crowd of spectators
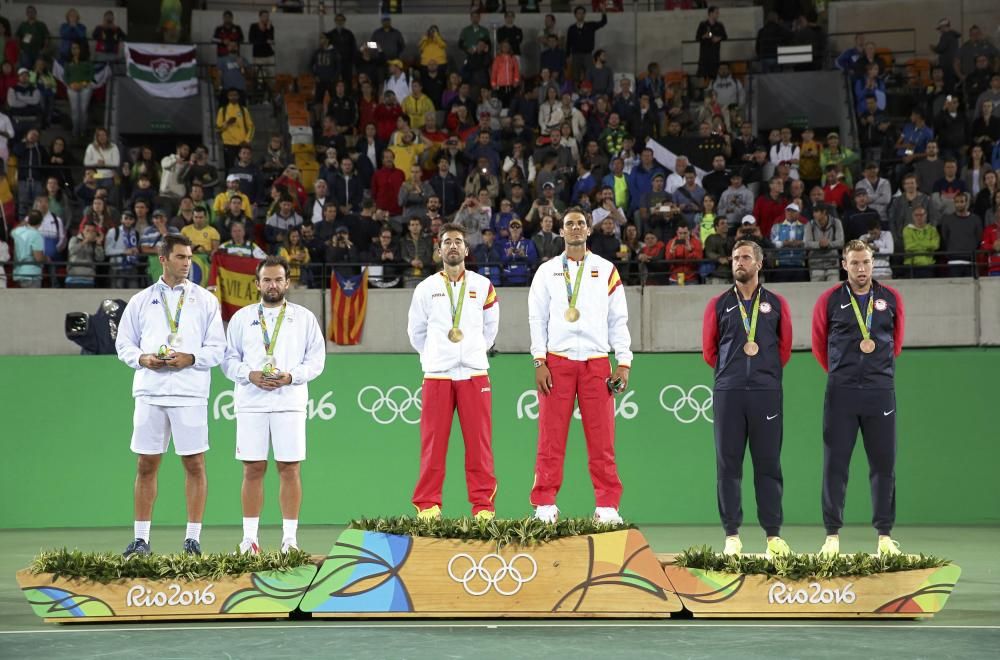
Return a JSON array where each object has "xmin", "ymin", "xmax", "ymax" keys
[{"xmin": 2, "ymin": 4, "xmax": 999, "ymax": 290}]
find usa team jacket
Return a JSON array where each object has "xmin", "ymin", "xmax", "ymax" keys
[
  {"xmin": 811, "ymin": 280, "xmax": 905, "ymax": 389},
  {"xmin": 528, "ymin": 251, "xmax": 633, "ymax": 365},
  {"xmin": 702, "ymin": 285, "xmax": 792, "ymax": 390}
]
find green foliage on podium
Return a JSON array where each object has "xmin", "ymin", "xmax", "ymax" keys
[
  {"xmin": 30, "ymin": 549, "xmax": 313, "ymax": 583},
  {"xmin": 675, "ymin": 546, "xmax": 950, "ymax": 581},
  {"xmin": 350, "ymin": 516, "xmax": 632, "ymax": 546}
]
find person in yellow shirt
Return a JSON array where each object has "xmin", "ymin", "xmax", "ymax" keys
[
  {"xmin": 216, "ymin": 88, "xmax": 255, "ymax": 170},
  {"xmin": 213, "ymin": 174, "xmax": 253, "ymax": 216},
  {"xmin": 418, "ymin": 25, "xmax": 447, "ymax": 68},
  {"xmin": 402, "ymin": 80, "xmax": 435, "ymax": 130},
  {"xmin": 181, "ymin": 207, "xmax": 221, "ymax": 254},
  {"xmin": 389, "ymin": 127, "xmax": 426, "ymax": 176}
]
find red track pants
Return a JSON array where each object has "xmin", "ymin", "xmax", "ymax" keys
[
  {"xmin": 530, "ymin": 354, "xmax": 623, "ymax": 509},
  {"xmin": 412, "ymin": 375, "xmax": 497, "ymax": 515}
]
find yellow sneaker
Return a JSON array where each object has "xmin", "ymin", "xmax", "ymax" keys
[
  {"xmin": 722, "ymin": 536, "xmax": 742, "ymax": 556},
  {"xmin": 765, "ymin": 537, "xmax": 791, "ymax": 559},
  {"xmin": 819, "ymin": 535, "xmax": 840, "ymax": 557},
  {"xmin": 877, "ymin": 536, "xmax": 902, "ymax": 557},
  {"xmin": 474, "ymin": 510, "xmax": 495, "ymax": 522},
  {"xmin": 416, "ymin": 505, "xmax": 441, "ymax": 521}
]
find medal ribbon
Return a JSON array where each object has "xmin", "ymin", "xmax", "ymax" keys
[
  {"xmin": 158, "ymin": 285, "xmax": 186, "ymax": 335},
  {"xmin": 847, "ymin": 286, "xmax": 874, "ymax": 342},
  {"xmin": 258, "ymin": 302, "xmax": 287, "ymax": 357},
  {"xmin": 441, "ymin": 272, "xmax": 467, "ymax": 331},
  {"xmin": 734, "ymin": 286, "xmax": 762, "ymax": 343},
  {"xmin": 562, "ymin": 253, "xmax": 586, "ymax": 312}
]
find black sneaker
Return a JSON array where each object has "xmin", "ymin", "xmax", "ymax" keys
[
  {"xmin": 183, "ymin": 538, "xmax": 202, "ymax": 555},
  {"xmin": 123, "ymin": 538, "xmax": 151, "ymax": 557}
]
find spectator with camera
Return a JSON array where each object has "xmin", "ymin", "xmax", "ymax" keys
[
  {"xmin": 499, "ymin": 218, "xmax": 537, "ymax": 286},
  {"xmin": 65, "ymin": 223, "xmax": 105, "ymax": 288},
  {"xmin": 664, "ymin": 224, "xmax": 703, "ymax": 285},
  {"xmin": 326, "ymin": 223, "xmax": 361, "ymax": 279}
]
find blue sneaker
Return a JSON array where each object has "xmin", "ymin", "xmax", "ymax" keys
[
  {"xmin": 123, "ymin": 538, "xmax": 151, "ymax": 557},
  {"xmin": 183, "ymin": 538, "xmax": 202, "ymax": 555}
]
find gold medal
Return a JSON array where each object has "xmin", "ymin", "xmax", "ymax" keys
[
  {"xmin": 564, "ymin": 308, "xmax": 581, "ymax": 322},
  {"xmin": 167, "ymin": 332, "xmax": 181, "ymax": 347},
  {"xmin": 447, "ymin": 328, "xmax": 464, "ymax": 343},
  {"xmin": 860, "ymin": 338, "xmax": 876, "ymax": 353},
  {"xmin": 743, "ymin": 341, "xmax": 759, "ymax": 356}
]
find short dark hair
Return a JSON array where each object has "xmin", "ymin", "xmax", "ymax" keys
[
  {"xmin": 438, "ymin": 222, "xmax": 466, "ymax": 241},
  {"xmin": 26, "ymin": 210, "xmax": 43, "ymax": 226},
  {"xmin": 256, "ymin": 255, "xmax": 289, "ymax": 279},
  {"xmin": 159, "ymin": 233, "xmax": 192, "ymax": 257}
]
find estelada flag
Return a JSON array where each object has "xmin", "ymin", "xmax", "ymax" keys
[
  {"xmin": 329, "ymin": 268, "xmax": 369, "ymax": 345},
  {"xmin": 209, "ymin": 252, "xmax": 259, "ymax": 320}
]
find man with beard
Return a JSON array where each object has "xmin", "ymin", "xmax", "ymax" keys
[
  {"xmin": 222, "ymin": 256, "xmax": 326, "ymax": 554},
  {"xmin": 702, "ymin": 239, "xmax": 793, "ymax": 558},
  {"xmin": 407, "ymin": 224, "xmax": 500, "ymax": 521},
  {"xmin": 528, "ymin": 209, "xmax": 631, "ymax": 524},
  {"xmin": 812, "ymin": 240, "xmax": 906, "ymax": 557}
]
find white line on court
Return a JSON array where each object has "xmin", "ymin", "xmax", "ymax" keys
[{"xmin": 1, "ymin": 623, "xmax": 998, "ymax": 635}]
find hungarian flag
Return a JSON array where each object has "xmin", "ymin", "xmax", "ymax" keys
[
  {"xmin": 209, "ymin": 252, "xmax": 259, "ymax": 320},
  {"xmin": 328, "ymin": 269, "xmax": 369, "ymax": 345},
  {"xmin": 125, "ymin": 43, "xmax": 198, "ymax": 98}
]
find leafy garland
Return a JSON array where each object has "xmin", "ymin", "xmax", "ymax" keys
[
  {"xmin": 674, "ymin": 545, "xmax": 951, "ymax": 581},
  {"xmin": 350, "ymin": 516, "xmax": 632, "ymax": 546},
  {"xmin": 30, "ymin": 549, "xmax": 313, "ymax": 583}
]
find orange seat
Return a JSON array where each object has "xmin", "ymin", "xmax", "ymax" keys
[
  {"xmin": 875, "ymin": 47, "xmax": 894, "ymax": 72},
  {"xmin": 664, "ymin": 70, "xmax": 687, "ymax": 86}
]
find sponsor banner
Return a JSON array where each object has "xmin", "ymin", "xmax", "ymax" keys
[{"xmin": 0, "ymin": 350, "xmax": 995, "ymax": 527}]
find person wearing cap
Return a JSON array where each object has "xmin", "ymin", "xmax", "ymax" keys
[
  {"xmin": 181, "ymin": 207, "xmax": 221, "ymax": 254},
  {"xmin": 718, "ymin": 169, "xmax": 753, "ymax": 227},
  {"xmin": 855, "ymin": 161, "xmax": 892, "ymax": 223},
  {"xmin": 498, "ymin": 217, "xmax": 538, "ymax": 286},
  {"xmin": 768, "ymin": 202, "xmax": 807, "ymax": 281},
  {"xmin": 140, "ymin": 208, "xmax": 181, "ymax": 255},
  {"xmin": 383, "ymin": 59, "xmax": 410, "ymax": 105},
  {"xmin": 213, "ymin": 174, "xmax": 252, "ymax": 217},
  {"xmin": 528, "ymin": 207, "xmax": 631, "ymax": 524},
  {"xmin": 702, "ymin": 237, "xmax": 793, "ymax": 558},
  {"xmin": 819, "ymin": 132, "xmax": 858, "ymax": 188},
  {"xmin": 930, "ymin": 18, "xmax": 961, "ymax": 88},
  {"xmin": 804, "ymin": 204, "xmax": 845, "ymax": 282},
  {"xmin": 7, "ymin": 66, "xmax": 43, "ymax": 125}
]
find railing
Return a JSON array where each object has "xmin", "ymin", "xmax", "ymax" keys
[{"xmin": 5, "ymin": 250, "xmax": 995, "ymax": 290}]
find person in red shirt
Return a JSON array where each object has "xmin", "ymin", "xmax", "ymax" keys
[
  {"xmin": 665, "ymin": 225, "xmax": 704, "ymax": 284},
  {"xmin": 357, "ymin": 78, "xmax": 378, "ymax": 133},
  {"xmin": 373, "ymin": 90, "xmax": 403, "ymax": 143},
  {"xmin": 751, "ymin": 176, "xmax": 787, "ymax": 238},
  {"xmin": 371, "ymin": 150, "xmax": 405, "ymax": 217},
  {"xmin": 490, "ymin": 40, "xmax": 520, "ymax": 106},
  {"xmin": 981, "ymin": 200, "xmax": 1000, "ymax": 275},
  {"xmin": 822, "ymin": 164, "xmax": 852, "ymax": 213}
]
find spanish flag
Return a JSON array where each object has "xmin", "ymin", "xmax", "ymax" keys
[
  {"xmin": 209, "ymin": 252, "xmax": 259, "ymax": 320},
  {"xmin": 329, "ymin": 268, "xmax": 369, "ymax": 345}
]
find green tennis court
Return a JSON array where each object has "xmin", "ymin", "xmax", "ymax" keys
[{"xmin": 2, "ymin": 524, "xmax": 997, "ymax": 659}]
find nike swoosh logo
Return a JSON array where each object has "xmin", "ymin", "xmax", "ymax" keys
[
  {"xmin": 766, "ymin": 414, "xmax": 778, "ymax": 420},
  {"xmin": 726, "ymin": 305, "xmax": 738, "ymax": 313},
  {"xmin": 883, "ymin": 410, "xmax": 894, "ymax": 416},
  {"xmin": 840, "ymin": 303, "xmax": 852, "ymax": 309}
]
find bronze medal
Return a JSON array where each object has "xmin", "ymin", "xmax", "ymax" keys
[
  {"xmin": 564, "ymin": 308, "xmax": 581, "ymax": 322},
  {"xmin": 860, "ymin": 338, "xmax": 876, "ymax": 353},
  {"xmin": 743, "ymin": 341, "xmax": 759, "ymax": 356},
  {"xmin": 448, "ymin": 328, "xmax": 464, "ymax": 343}
]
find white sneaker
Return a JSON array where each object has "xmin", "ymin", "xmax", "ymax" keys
[
  {"xmin": 238, "ymin": 538, "xmax": 261, "ymax": 555},
  {"xmin": 534, "ymin": 504, "xmax": 559, "ymax": 523},
  {"xmin": 594, "ymin": 507, "xmax": 624, "ymax": 525},
  {"xmin": 280, "ymin": 539, "xmax": 299, "ymax": 554},
  {"xmin": 723, "ymin": 536, "xmax": 743, "ymax": 556},
  {"xmin": 819, "ymin": 535, "xmax": 840, "ymax": 557}
]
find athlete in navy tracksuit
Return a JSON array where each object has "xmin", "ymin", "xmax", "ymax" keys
[
  {"xmin": 812, "ymin": 239, "xmax": 906, "ymax": 556},
  {"xmin": 703, "ymin": 240, "xmax": 793, "ymax": 557}
]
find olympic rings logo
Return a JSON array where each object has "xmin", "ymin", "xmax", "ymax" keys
[
  {"xmin": 357, "ymin": 385, "xmax": 423, "ymax": 425},
  {"xmin": 447, "ymin": 553, "xmax": 538, "ymax": 597},
  {"xmin": 659, "ymin": 385, "xmax": 714, "ymax": 424}
]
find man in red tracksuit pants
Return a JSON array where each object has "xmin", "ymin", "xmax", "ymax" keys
[
  {"xmin": 407, "ymin": 223, "xmax": 500, "ymax": 520},
  {"xmin": 527, "ymin": 209, "xmax": 633, "ymax": 525}
]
